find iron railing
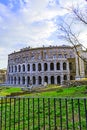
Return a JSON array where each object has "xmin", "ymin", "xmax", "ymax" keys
[{"xmin": 0, "ymin": 97, "xmax": 87, "ymax": 130}]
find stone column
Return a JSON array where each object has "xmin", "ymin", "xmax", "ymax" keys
[
  {"xmin": 75, "ymin": 54, "xmax": 80, "ymax": 79},
  {"xmin": 55, "ymin": 75, "xmax": 57, "ymax": 84},
  {"xmin": 79, "ymin": 57, "xmax": 85, "ymax": 78}
]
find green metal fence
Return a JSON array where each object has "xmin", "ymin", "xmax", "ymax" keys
[{"xmin": 0, "ymin": 97, "xmax": 87, "ymax": 130}]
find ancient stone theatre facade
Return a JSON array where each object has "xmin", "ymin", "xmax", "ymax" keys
[{"xmin": 7, "ymin": 44, "xmax": 87, "ymax": 86}]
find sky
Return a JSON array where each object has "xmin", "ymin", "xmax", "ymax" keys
[{"xmin": 0, "ymin": 0, "xmax": 87, "ymax": 69}]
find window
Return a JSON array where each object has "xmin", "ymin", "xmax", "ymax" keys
[
  {"xmin": 44, "ymin": 63, "xmax": 48, "ymax": 71},
  {"xmin": 38, "ymin": 63, "xmax": 41, "ymax": 71},
  {"xmin": 56, "ymin": 62, "xmax": 60, "ymax": 70},
  {"xmin": 64, "ymin": 75, "xmax": 67, "ymax": 80},
  {"xmin": 63, "ymin": 62, "xmax": 67, "ymax": 70},
  {"xmin": 18, "ymin": 65, "xmax": 21, "ymax": 72},
  {"xmin": 69, "ymin": 62, "xmax": 72, "ymax": 70},
  {"xmin": 32, "ymin": 64, "xmax": 36, "ymax": 71},
  {"xmin": 27, "ymin": 64, "xmax": 30, "ymax": 71},
  {"xmin": 50, "ymin": 63, "xmax": 54, "ymax": 70},
  {"xmin": 23, "ymin": 64, "xmax": 25, "ymax": 72}
]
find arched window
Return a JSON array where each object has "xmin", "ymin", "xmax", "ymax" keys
[
  {"xmin": 27, "ymin": 76, "xmax": 30, "ymax": 85},
  {"xmin": 51, "ymin": 76, "xmax": 54, "ymax": 84},
  {"xmin": 38, "ymin": 63, "xmax": 41, "ymax": 71},
  {"xmin": 44, "ymin": 76, "xmax": 48, "ymax": 83},
  {"xmin": 50, "ymin": 63, "xmax": 54, "ymax": 70},
  {"xmin": 18, "ymin": 77, "xmax": 20, "ymax": 84},
  {"xmin": 69, "ymin": 62, "xmax": 72, "ymax": 70},
  {"xmin": 11, "ymin": 76, "xmax": 13, "ymax": 84},
  {"xmin": 70, "ymin": 75, "xmax": 73, "ymax": 80},
  {"xmin": 63, "ymin": 75, "xmax": 67, "ymax": 80},
  {"xmin": 63, "ymin": 62, "xmax": 67, "ymax": 70},
  {"xmin": 18, "ymin": 65, "xmax": 21, "ymax": 72},
  {"xmin": 57, "ymin": 76, "xmax": 61, "ymax": 84},
  {"xmin": 32, "ymin": 64, "xmax": 36, "ymax": 71},
  {"xmin": 44, "ymin": 63, "xmax": 48, "ymax": 71},
  {"xmin": 14, "ymin": 77, "xmax": 16, "ymax": 84},
  {"xmin": 38, "ymin": 76, "xmax": 42, "ymax": 85},
  {"xmin": 32, "ymin": 76, "xmax": 36, "ymax": 85},
  {"xmin": 15, "ymin": 65, "xmax": 17, "ymax": 72},
  {"xmin": 23, "ymin": 64, "xmax": 25, "ymax": 72},
  {"xmin": 12, "ymin": 66, "xmax": 13, "ymax": 72},
  {"xmin": 27, "ymin": 64, "xmax": 30, "ymax": 71},
  {"xmin": 9, "ymin": 66, "xmax": 10, "ymax": 72},
  {"xmin": 56, "ymin": 62, "xmax": 60, "ymax": 70},
  {"xmin": 22, "ymin": 76, "xmax": 25, "ymax": 84}
]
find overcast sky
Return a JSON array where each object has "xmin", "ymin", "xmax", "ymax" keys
[{"xmin": 0, "ymin": 0, "xmax": 87, "ymax": 69}]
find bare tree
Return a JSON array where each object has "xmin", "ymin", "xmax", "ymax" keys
[{"xmin": 58, "ymin": 4, "xmax": 87, "ymax": 62}]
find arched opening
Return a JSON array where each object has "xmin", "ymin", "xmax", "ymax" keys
[
  {"xmin": 69, "ymin": 62, "xmax": 72, "ymax": 70},
  {"xmin": 44, "ymin": 63, "xmax": 48, "ymax": 71},
  {"xmin": 32, "ymin": 76, "xmax": 36, "ymax": 85},
  {"xmin": 18, "ymin": 77, "xmax": 20, "ymax": 84},
  {"xmin": 9, "ymin": 66, "xmax": 10, "ymax": 72},
  {"xmin": 18, "ymin": 65, "xmax": 21, "ymax": 72},
  {"xmin": 23, "ymin": 64, "xmax": 25, "ymax": 72},
  {"xmin": 51, "ymin": 76, "xmax": 54, "ymax": 84},
  {"xmin": 27, "ymin": 64, "xmax": 30, "ymax": 71},
  {"xmin": 57, "ymin": 76, "xmax": 61, "ymax": 84},
  {"xmin": 70, "ymin": 75, "xmax": 73, "ymax": 80},
  {"xmin": 11, "ymin": 76, "xmax": 13, "ymax": 84},
  {"xmin": 63, "ymin": 62, "xmax": 67, "ymax": 70},
  {"xmin": 14, "ymin": 77, "xmax": 16, "ymax": 84},
  {"xmin": 44, "ymin": 76, "xmax": 48, "ymax": 83},
  {"xmin": 27, "ymin": 76, "xmax": 30, "ymax": 85},
  {"xmin": 63, "ymin": 75, "xmax": 67, "ymax": 80},
  {"xmin": 38, "ymin": 63, "xmax": 42, "ymax": 71},
  {"xmin": 15, "ymin": 65, "xmax": 17, "ymax": 72},
  {"xmin": 56, "ymin": 62, "xmax": 60, "ymax": 70},
  {"xmin": 32, "ymin": 64, "xmax": 36, "ymax": 71},
  {"xmin": 22, "ymin": 76, "xmax": 25, "ymax": 85},
  {"xmin": 12, "ymin": 66, "xmax": 13, "ymax": 72},
  {"xmin": 50, "ymin": 63, "xmax": 54, "ymax": 70},
  {"xmin": 38, "ymin": 76, "xmax": 42, "ymax": 85}
]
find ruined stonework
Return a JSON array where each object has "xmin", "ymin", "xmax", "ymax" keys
[{"xmin": 7, "ymin": 45, "xmax": 87, "ymax": 87}]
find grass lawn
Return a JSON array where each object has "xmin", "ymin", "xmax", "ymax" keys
[{"xmin": 0, "ymin": 85, "xmax": 87, "ymax": 97}]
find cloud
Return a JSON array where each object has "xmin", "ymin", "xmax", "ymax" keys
[{"xmin": 0, "ymin": 0, "xmax": 87, "ymax": 69}]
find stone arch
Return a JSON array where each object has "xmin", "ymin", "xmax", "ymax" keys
[
  {"xmin": 56, "ymin": 62, "xmax": 60, "ymax": 70},
  {"xmin": 32, "ymin": 76, "xmax": 36, "ymax": 85},
  {"xmin": 18, "ymin": 77, "xmax": 20, "ymax": 84},
  {"xmin": 22, "ymin": 64, "xmax": 25, "ymax": 72},
  {"xmin": 57, "ymin": 76, "xmax": 61, "ymax": 84},
  {"xmin": 27, "ymin": 76, "xmax": 30, "ymax": 85},
  {"xmin": 44, "ymin": 63, "xmax": 48, "ymax": 71},
  {"xmin": 22, "ymin": 76, "xmax": 25, "ymax": 84},
  {"xmin": 18, "ymin": 65, "xmax": 21, "ymax": 72},
  {"xmin": 50, "ymin": 63, "xmax": 54, "ymax": 70},
  {"xmin": 32, "ymin": 64, "xmax": 36, "ymax": 71},
  {"xmin": 44, "ymin": 76, "xmax": 48, "ymax": 83},
  {"xmin": 63, "ymin": 62, "xmax": 67, "ymax": 70},
  {"xmin": 14, "ymin": 76, "xmax": 16, "ymax": 84},
  {"xmin": 63, "ymin": 75, "xmax": 67, "ymax": 80},
  {"xmin": 38, "ymin": 76, "xmax": 42, "ymax": 85},
  {"xmin": 27, "ymin": 64, "xmax": 30, "ymax": 71},
  {"xmin": 51, "ymin": 76, "xmax": 54, "ymax": 84},
  {"xmin": 15, "ymin": 65, "xmax": 17, "ymax": 72},
  {"xmin": 69, "ymin": 62, "xmax": 72, "ymax": 70},
  {"xmin": 70, "ymin": 75, "xmax": 73, "ymax": 80},
  {"xmin": 11, "ymin": 76, "xmax": 13, "ymax": 84},
  {"xmin": 38, "ymin": 63, "xmax": 42, "ymax": 71}
]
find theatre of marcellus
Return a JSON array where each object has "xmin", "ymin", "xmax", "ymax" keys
[{"xmin": 7, "ymin": 44, "xmax": 87, "ymax": 87}]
